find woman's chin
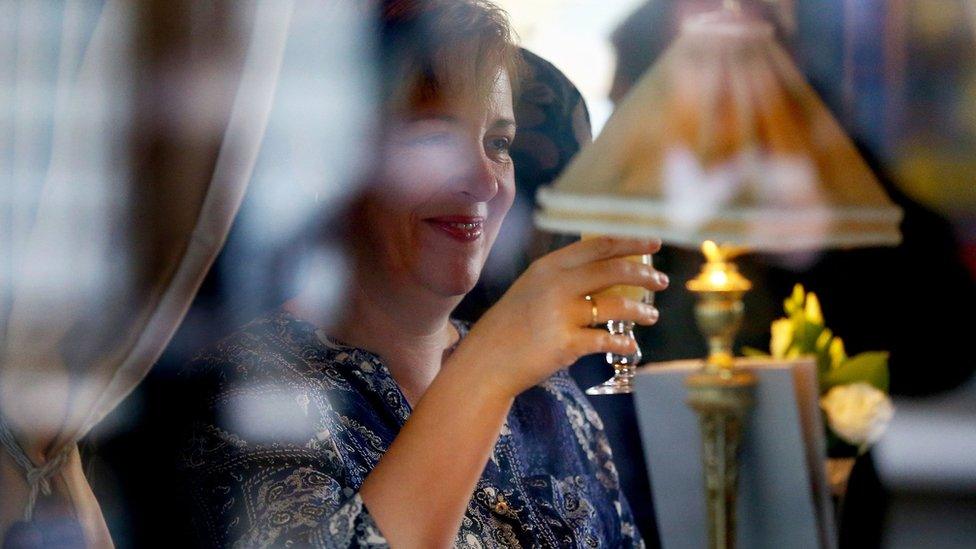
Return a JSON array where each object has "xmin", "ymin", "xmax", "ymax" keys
[
  {"xmin": 418, "ymin": 265, "xmax": 482, "ymax": 299},
  {"xmin": 431, "ymin": 276, "xmax": 480, "ymax": 299}
]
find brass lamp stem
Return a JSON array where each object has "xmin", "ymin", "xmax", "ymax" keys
[
  {"xmin": 686, "ymin": 370, "xmax": 755, "ymax": 549},
  {"xmin": 686, "ymin": 245, "xmax": 756, "ymax": 549}
]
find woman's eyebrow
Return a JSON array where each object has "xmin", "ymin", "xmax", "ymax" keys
[
  {"xmin": 406, "ymin": 113, "xmax": 457, "ymax": 124},
  {"xmin": 491, "ymin": 118, "xmax": 517, "ymax": 131}
]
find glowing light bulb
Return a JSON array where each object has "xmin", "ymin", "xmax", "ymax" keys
[{"xmin": 708, "ymin": 268, "xmax": 730, "ymax": 289}]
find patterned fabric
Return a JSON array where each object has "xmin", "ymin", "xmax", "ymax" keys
[
  {"xmin": 180, "ymin": 310, "xmax": 644, "ymax": 548},
  {"xmin": 511, "ymin": 49, "xmax": 592, "ymax": 199}
]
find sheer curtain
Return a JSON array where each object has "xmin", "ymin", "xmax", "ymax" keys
[
  {"xmin": 0, "ymin": 0, "xmax": 372, "ymax": 545},
  {"xmin": 968, "ymin": 0, "xmax": 976, "ymax": 44}
]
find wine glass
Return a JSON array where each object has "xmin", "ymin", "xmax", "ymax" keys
[{"xmin": 582, "ymin": 235, "xmax": 654, "ymax": 395}]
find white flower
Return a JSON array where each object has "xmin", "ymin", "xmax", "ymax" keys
[{"xmin": 820, "ymin": 383, "xmax": 895, "ymax": 449}]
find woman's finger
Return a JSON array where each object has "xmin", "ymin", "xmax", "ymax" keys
[
  {"xmin": 546, "ymin": 236, "xmax": 661, "ymax": 270},
  {"xmin": 578, "ymin": 295, "xmax": 659, "ymax": 326},
  {"xmin": 570, "ymin": 328, "xmax": 638, "ymax": 359},
  {"xmin": 566, "ymin": 257, "xmax": 669, "ymax": 296}
]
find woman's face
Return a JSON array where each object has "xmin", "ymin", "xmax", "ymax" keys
[{"xmin": 360, "ymin": 70, "xmax": 516, "ymax": 299}]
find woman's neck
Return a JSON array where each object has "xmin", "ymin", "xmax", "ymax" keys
[{"xmin": 287, "ymin": 273, "xmax": 461, "ymax": 406}]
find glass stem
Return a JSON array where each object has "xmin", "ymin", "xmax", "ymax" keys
[{"xmin": 605, "ymin": 320, "xmax": 641, "ymax": 374}]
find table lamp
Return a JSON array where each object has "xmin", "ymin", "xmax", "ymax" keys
[{"xmin": 535, "ymin": 2, "xmax": 902, "ymax": 547}]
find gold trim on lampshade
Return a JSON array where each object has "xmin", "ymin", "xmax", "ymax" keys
[{"xmin": 535, "ymin": 8, "xmax": 903, "ymax": 251}]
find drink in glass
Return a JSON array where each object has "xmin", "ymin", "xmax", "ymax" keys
[{"xmin": 581, "ymin": 234, "xmax": 654, "ymax": 395}]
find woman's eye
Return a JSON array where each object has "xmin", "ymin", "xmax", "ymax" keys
[{"xmin": 487, "ymin": 136, "xmax": 512, "ymax": 157}]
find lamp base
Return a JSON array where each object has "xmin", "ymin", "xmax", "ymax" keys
[{"xmin": 686, "ymin": 368, "xmax": 756, "ymax": 549}]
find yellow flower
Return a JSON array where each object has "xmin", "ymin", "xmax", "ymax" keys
[
  {"xmin": 815, "ymin": 328, "xmax": 833, "ymax": 352},
  {"xmin": 770, "ymin": 318, "xmax": 794, "ymax": 359},
  {"xmin": 805, "ymin": 292, "xmax": 823, "ymax": 325},
  {"xmin": 785, "ymin": 284, "xmax": 805, "ymax": 315},
  {"xmin": 829, "ymin": 337, "xmax": 847, "ymax": 369},
  {"xmin": 792, "ymin": 284, "xmax": 804, "ymax": 305}
]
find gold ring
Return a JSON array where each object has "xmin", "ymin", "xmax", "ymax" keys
[{"xmin": 585, "ymin": 295, "xmax": 598, "ymax": 326}]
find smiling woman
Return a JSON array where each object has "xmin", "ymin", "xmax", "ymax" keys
[
  {"xmin": 358, "ymin": 71, "xmax": 517, "ymax": 299},
  {"xmin": 177, "ymin": 1, "xmax": 667, "ymax": 546},
  {"xmin": 356, "ymin": 0, "xmax": 521, "ymax": 300}
]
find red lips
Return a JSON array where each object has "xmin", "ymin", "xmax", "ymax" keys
[{"xmin": 424, "ymin": 215, "xmax": 485, "ymax": 242}]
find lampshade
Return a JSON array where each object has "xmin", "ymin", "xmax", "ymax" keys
[{"xmin": 535, "ymin": 8, "xmax": 903, "ymax": 251}]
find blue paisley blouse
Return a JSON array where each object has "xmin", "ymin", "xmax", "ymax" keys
[{"xmin": 180, "ymin": 310, "xmax": 644, "ymax": 547}]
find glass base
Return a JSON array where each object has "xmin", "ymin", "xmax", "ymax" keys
[
  {"xmin": 585, "ymin": 319, "xmax": 640, "ymax": 396},
  {"xmin": 585, "ymin": 376, "xmax": 634, "ymax": 395}
]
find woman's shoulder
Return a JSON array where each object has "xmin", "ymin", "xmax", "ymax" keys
[
  {"xmin": 180, "ymin": 309, "xmax": 350, "ymax": 386},
  {"xmin": 178, "ymin": 309, "xmax": 407, "ymax": 429},
  {"xmin": 177, "ymin": 309, "xmax": 398, "ymax": 462}
]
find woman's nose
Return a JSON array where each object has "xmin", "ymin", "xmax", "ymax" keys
[{"xmin": 458, "ymin": 148, "xmax": 498, "ymax": 202}]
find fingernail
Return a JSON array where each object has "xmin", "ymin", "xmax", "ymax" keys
[
  {"xmin": 657, "ymin": 272, "xmax": 669, "ymax": 287},
  {"xmin": 644, "ymin": 305, "xmax": 659, "ymax": 321}
]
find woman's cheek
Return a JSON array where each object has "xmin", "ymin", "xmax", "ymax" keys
[{"xmin": 383, "ymin": 145, "xmax": 466, "ymax": 195}]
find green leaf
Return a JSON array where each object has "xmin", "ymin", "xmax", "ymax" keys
[
  {"xmin": 814, "ymin": 348, "xmax": 832, "ymax": 378},
  {"xmin": 793, "ymin": 318, "xmax": 826, "ymax": 355},
  {"xmin": 821, "ymin": 351, "xmax": 890, "ymax": 393}
]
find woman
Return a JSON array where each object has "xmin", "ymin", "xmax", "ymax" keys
[{"xmin": 180, "ymin": 1, "xmax": 668, "ymax": 546}]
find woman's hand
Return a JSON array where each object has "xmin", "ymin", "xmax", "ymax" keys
[
  {"xmin": 452, "ymin": 236, "xmax": 668, "ymax": 399},
  {"xmin": 363, "ymin": 236, "xmax": 666, "ymax": 547}
]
